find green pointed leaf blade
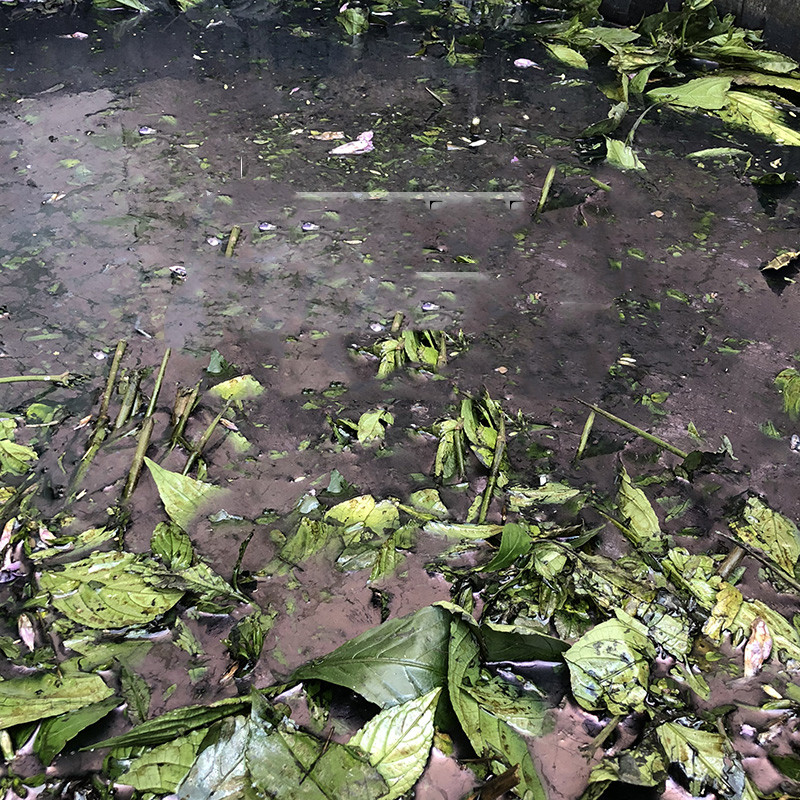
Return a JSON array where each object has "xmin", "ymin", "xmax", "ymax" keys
[
  {"xmin": 35, "ymin": 695, "xmax": 120, "ymax": 765},
  {"xmin": 349, "ymin": 688, "xmax": 440, "ymax": 799},
  {"xmin": 145, "ymin": 457, "xmax": 228, "ymax": 530},
  {"xmin": 120, "ymin": 728, "xmax": 207, "ymax": 793},
  {"xmin": 422, "ymin": 521, "xmax": 502, "ymax": 539},
  {"xmin": 545, "ymin": 42, "xmax": 588, "ymax": 69},
  {"xmin": 0, "ymin": 672, "xmax": 114, "ymax": 728},
  {"xmin": 480, "ymin": 522, "xmax": 532, "ymax": 572},
  {"xmin": 151, "ymin": 521, "xmax": 194, "ymax": 570},
  {"xmin": 564, "ymin": 610, "xmax": 655, "ymax": 715},
  {"xmin": 605, "ymin": 138, "xmax": 646, "ymax": 170},
  {"xmin": 646, "ymin": 76, "xmax": 731, "ymax": 110},
  {"xmin": 356, "ymin": 409, "xmax": 394, "ymax": 445},
  {"xmin": 291, "ymin": 606, "xmax": 450, "ymax": 708},
  {"xmin": 508, "ymin": 483, "xmax": 581, "ymax": 509},
  {"xmin": 617, "ymin": 466, "xmax": 662, "ymax": 551},
  {"xmin": 38, "ymin": 551, "xmax": 184, "ymax": 629}
]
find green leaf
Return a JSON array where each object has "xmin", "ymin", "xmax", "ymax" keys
[
  {"xmin": 208, "ymin": 374, "xmax": 264, "ymax": 403},
  {"xmin": 151, "ymin": 521, "xmax": 194, "ymax": 570},
  {"xmin": 0, "ymin": 671, "xmax": 114, "ymax": 728},
  {"xmin": 447, "ymin": 618, "xmax": 545, "ymax": 799},
  {"xmin": 605, "ymin": 137, "xmax": 646, "ymax": 170},
  {"xmin": 479, "ymin": 622, "xmax": 569, "ymax": 662},
  {"xmin": 326, "ymin": 495, "xmax": 399, "ymax": 534},
  {"xmin": 145, "ymin": 457, "xmax": 228, "ymax": 530},
  {"xmin": 646, "ymin": 76, "xmax": 731, "ymax": 109},
  {"xmin": 336, "ymin": 6, "xmax": 369, "ymax": 36},
  {"xmin": 356, "ymin": 409, "xmax": 394, "ymax": 445},
  {"xmin": 729, "ymin": 496, "xmax": 800, "ymax": 574},
  {"xmin": 617, "ymin": 466, "xmax": 662, "ymax": 552},
  {"xmin": 720, "ymin": 91, "xmax": 800, "ymax": 146},
  {"xmin": 350, "ymin": 688, "xmax": 441, "ymax": 800},
  {"xmin": 508, "ymin": 483, "xmax": 581, "ymax": 509},
  {"xmin": 545, "ymin": 42, "xmax": 588, "ymax": 69},
  {"xmin": 656, "ymin": 722, "xmax": 758, "ymax": 800},
  {"xmin": 120, "ymin": 665, "xmax": 151, "ymax": 725},
  {"xmin": 38, "ymin": 551, "xmax": 183, "ymax": 629},
  {"xmin": 291, "ymin": 606, "xmax": 450, "ymax": 708},
  {"xmin": 34, "ymin": 695, "xmax": 119, "ymax": 765},
  {"xmin": 769, "ymin": 754, "xmax": 800, "ymax": 783},
  {"xmin": 564, "ymin": 610, "xmax": 655, "ymax": 715},
  {"xmin": 89, "ymin": 697, "xmax": 251, "ymax": 750},
  {"xmin": 120, "ymin": 729, "xmax": 207, "ymax": 793},
  {"xmin": 158, "ymin": 562, "xmax": 248, "ymax": 606},
  {"xmin": 775, "ymin": 368, "xmax": 800, "ymax": 420},
  {"xmin": 686, "ymin": 146, "xmax": 749, "ymax": 158},
  {"xmin": 0, "ymin": 435, "xmax": 37, "ymax": 476},
  {"xmin": 408, "ymin": 489, "xmax": 448, "ymax": 518},
  {"xmin": 30, "ymin": 526, "xmax": 117, "ymax": 563},
  {"xmin": 422, "ymin": 521, "xmax": 502, "ymax": 539},
  {"xmin": 480, "ymin": 523, "xmax": 533, "ymax": 572}
]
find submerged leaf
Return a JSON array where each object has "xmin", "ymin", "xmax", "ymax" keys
[
  {"xmin": 291, "ymin": 606, "xmax": 450, "ymax": 708},
  {"xmin": 35, "ymin": 696, "xmax": 119, "ymax": 765},
  {"xmin": 326, "ymin": 495, "xmax": 399, "ymax": 534},
  {"xmin": 350, "ymin": 688, "xmax": 441, "ymax": 799},
  {"xmin": 208, "ymin": 374, "xmax": 264, "ymax": 403},
  {"xmin": 0, "ymin": 672, "xmax": 114, "ymax": 728},
  {"xmin": 145, "ymin": 457, "xmax": 228, "ymax": 530},
  {"xmin": 774, "ymin": 368, "xmax": 800, "ymax": 420},
  {"xmin": 120, "ymin": 728, "xmax": 206, "ymax": 793},
  {"xmin": 729, "ymin": 495, "xmax": 800, "ymax": 574}
]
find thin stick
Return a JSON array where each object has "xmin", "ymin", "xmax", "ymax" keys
[
  {"xmin": 424, "ymin": 86, "xmax": 446, "ymax": 106},
  {"xmin": 114, "ymin": 370, "xmax": 142, "ymax": 430},
  {"xmin": 390, "ymin": 312, "xmax": 404, "ymax": 334},
  {"xmin": 225, "ymin": 225, "xmax": 242, "ymax": 258},
  {"xmin": 0, "ymin": 372, "xmax": 70, "ymax": 385},
  {"xmin": 575, "ymin": 410, "xmax": 595, "ymax": 461},
  {"xmin": 537, "ymin": 165, "xmax": 556, "ymax": 215},
  {"xmin": 182, "ymin": 400, "xmax": 233, "ymax": 475},
  {"xmin": 98, "ymin": 341, "xmax": 127, "ymax": 421},
  {"xmin": 477, "ymin": 414, "xmax": 506, "ymax": 524},
  {"xmin": 146, "ymin": 348, "xmax": 171, "ymax": 418},
  {"xmin": 122, "ymin": 416, "xmax": 155, "ymax": 501},
  {"xmin": 717, "ymin": 532, "xmax": 800, "ymax": 594},
  {"xmin": 574, "ymin": 399, "xmax": 688, "ymax": 459},
  {"xmin": 170, "ymin": 383, "xmax": 200, "ymax": 448}
]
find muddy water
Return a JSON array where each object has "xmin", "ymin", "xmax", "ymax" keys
[{"xmin": 2, "ymin": 6, "xmax": 800, "ymax": 799}]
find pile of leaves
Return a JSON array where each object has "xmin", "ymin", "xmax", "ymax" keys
[{"xmin": 2, "ymin": 335, "xmax": 800, "ymax": 800}]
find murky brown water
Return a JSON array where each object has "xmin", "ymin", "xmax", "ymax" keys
[{"xmin": 3, "ymin": 5, "xmax": 800, "ymax": 798}]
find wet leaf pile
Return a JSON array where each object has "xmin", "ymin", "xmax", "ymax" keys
[{"xmin": 2, "ymin": 324, "xmax": 800, "ymax": 800}]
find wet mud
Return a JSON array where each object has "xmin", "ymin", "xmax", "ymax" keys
[{"xmin": 2, "ymin": 6, "xmax": 800, "ymax": 799}]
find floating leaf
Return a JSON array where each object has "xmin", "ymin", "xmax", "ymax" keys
[
  {"xmin": 356, "ymin": 409, "xmax": 394, "ymax": 445},
  {"xmin": 762, "ymin": 251, "xmax": 800, "ymax": 271},
  {"xmin": 0, "ymin": 418, "xmax": 37, "ymax": 476},
  {"xmin": 656, "ymin": 722, "xmax": 758, "ymax": 800},
  {"xmin": 408, "ymin": 489, "xmax": 448, "ymax": 518},
  {"xmin": 151, "ymin": 521, "xmax": 194, "ymax": 570},
  {"xmin": 729, "ymin": 495, "xmax": 800, "ymax": 574},
  {"xmin": 0, "ymin": 671, "xmax": 113, "ymax": 728},
  {"xmin": 617, "ymin": 466, "xmax": 662, "ymax": 552},
  {"xmin": 775, "ymin": 368, "xmax": 800, "ymax": 420},
  {"xmin": 647, "ymin": 76, "xmax": 731, "ymax": 109},
  {"xmin": 291, "ymin": 606, "xmax": 450, "ymax": 708},
  {"xmin": 605, "ymin": 138, "xmax": 646, "ymax": 170},
  {"xmin": 720, "ymin": 91, "xmax": 800, "ymax": 146},
  {"xmin": 336, "ymin": 6, "xmax": 369, "ymax": 36},
  {"xmin": 350, "ymin": 688, "xmax": 441, "ymax": 799},
  {"xmin": 423, "ymin": 520, "xmax": 501, "ymax": 539},
  {"xmin": 326, "ymin": 495, "xmax": 399, "ymax": 534},
  {"xmin": 564, "ymin": 610, "xmax": 655, "ymax": 715},
  {"xmin": 480, "ymin": 523, "xmax": 532, "ymax": 572},
  {"xmin": 208, "ymin": 374, "xmax": 264, "ymax": 403},
  {"xmin": 35, "ymin": 695, "xmax": 119, "ymax": 765},
  {"xmin": 38, "ymin": 551, "xmax": 183, "ymax": 629},
  {"xmin": 544, "ymin": 43, "xmax": 588, "ymax": 69},
  {"xmin": 145, "ymin": 457, "xmax": 227, "ymax": 530},
  {"xmin": 508, "ymin": 483, "xmax": 580, "ymax": 508}
]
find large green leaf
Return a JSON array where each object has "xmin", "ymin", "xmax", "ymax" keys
[
  {"xmin": 647, "ymin": 76, "xmax": 731, "ymax": 109},
  {"xmin": 656, "ymin": 722, "xmax": 758, "ymax": 800},
  {"xmin": 89, "ymin": 697, "xmax": 251, "ymax": 750},
  {"xmin": 291, "ymin": 606, "xmax": 450, "ymax": 708},
  {"xmin": 356, "ymin": 410, "xmax": 394, "ymax": 445},
  {"xmin": 326, "ymin": 495, "xmax": 399, "ymax": 534},
  {"xmin": 545, "ymin": 42, "xmax": 588, "ymax": 69},
  {"xmin": 0, "ymin": 672, "xmax": 113, "ymax": 728},
  {"xmin": 35, "ymin": 695, "xmax": 120, "ymax": 765},
  {"xmin": 564, "ymin": 610, "xmax": 655, "ymax": 715},
  {"xmin": 617, "ymin": 466, "xmax": 662, "ymax": 552},
  {"xmin": 38, "ymin": 551, "xmax": 183, "ymax": 629},
  {"xmin": 729, "ymin": 496, "xmax": 800, "ymax": 574},
  {"xmin": 145, "ymin": 457, "xmax": 228, "ymax": 530},
  {"xmin": 0, "ymin": 417, "xmax": 38, "ymax": 476},
  {"xmin": 720, "ymin": 91, "xmax": 800, "ymax": 146},
  {"xmin": 121, "ymin": 729, "xmax": 206, "ymax": 793},
  {"xmin": 447, "ymin": 618, "xmax": 545, "ymax": 800},
  {"xmin": 480, "ymin": 523, "xmax": 532, "ymax": 572},
  {"xmin": 350, "ymin": 688, "xmax": 441, "ymax": 799},
  {"xmin": 479, "ymin": 621, "xmax": 569, "ymax": 663},
  {"xmin": 151, "ymin": 521, "xmax": 194, "ymax": 570}
]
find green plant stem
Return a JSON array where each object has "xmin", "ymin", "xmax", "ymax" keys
[
  {"xmin": 575, "ymin": 410, "xmax": 595, "ymax": 461},
  {"xmin": 716, "ymin": 532, "xmax": 800, "ymax": 594},
  {"xmin": 122, "ymin": 416, "xmax": 155, "ymax": 502},
  {"xmin": 98, "ymin": 341, "xmax": 127, "ymax": 421},
  {"xmin": 477, "ymin": 414, "xmax": 506, "ymax": 524},
  {"xmin": 225, "ymin": 225, "xmax": 242, "ymax": 258},
  {"xmin": 170, "ymin": 383, "xmax": 200, "ymax": 448},
  {"xmin": 537, "ymin": 165, "xmax": 556, "ymax": 214},
  {"xmin": 146, "ymin": 348, "xmax": 171, "ymax": 418},
  {"xmin": 114, "ymin": 371, "xmax": 142, "ymax": 430},
  {"xmin": 0, "ymin": 372, "xmax": 70, "ymax": 385},
  {"xmin": 574, "ymin": 399, "xmax": 688, "ymax": 459},
  {"xmin": 183, "ymin": 400, "xmax": 233, "ymax": 476}
]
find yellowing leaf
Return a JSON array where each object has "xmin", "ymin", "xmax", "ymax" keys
[
  {"xmin": 326, "ymin": 495, "xmax": 399, "ymax": 534},
  {"xmin": 356, "ymin": 409, "xmax": 394, "ymax": 445},
  {"xmin": 145, "ymin": 457, "xmax": 228, "ymax": 530},
  {"xmin": 720, "ymin": 91, "xmax": 800, "ymax": 146},
  {"xmin": 208, "ymin": 374, "xmax": 264, "ymax": 403},
  {"xmin": 647, "ymin": 76, "xmax": 731, "ymax": 110},
  {"xmin": 729, "ymin": 495, "xmax": 800, "ymax": 574},
  {"xmin": 617, "ymin": 466, "xmax": 662, "ymax": 552},
  {"xmin": 350, "ymin": 688, "xmax": 441, "ymax": 800}
]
